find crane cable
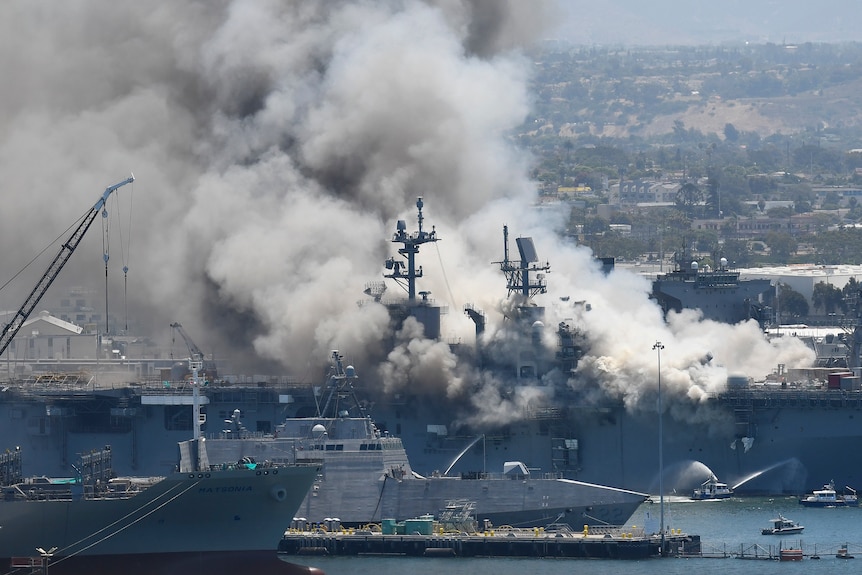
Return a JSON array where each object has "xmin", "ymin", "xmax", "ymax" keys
[
  {"xmin": 100, "ymin": 180, "xmax": 135, "ymax": 334},
  {"xmin": 0, "ymin": 214, "xmax": 86, "ymax": 294},
  {"xmin": 101, "ymin": 198, "xmax": 110, "ymax": 334},
  {"xmin": 118, "ymin": 181, "xmax": 134, "ymax": 332}
]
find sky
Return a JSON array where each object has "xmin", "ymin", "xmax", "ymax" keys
[
  {"xmin": 0, "ymin": 0, "xmax": 813, "ymax": 426},
  {"xmin": 554, "ymin": 0, "xmax": 862, "ymax": 46}
]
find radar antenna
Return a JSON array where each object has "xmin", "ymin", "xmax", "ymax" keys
[{"xmin": 495, "ymin": 225, "xmax": 550, "ymax": 299}]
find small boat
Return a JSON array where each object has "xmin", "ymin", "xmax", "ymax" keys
[
  {"xmin": 761, "ymin": 514, "xmax": 804, "ymax": 535},
  {"xmin": 837, "ymin": 545, "xmax": 855, "ymax": 559},
  {"xmin": 798, "ymin": 480, "xmax": 859, "ymax": 507},
  {"xmin": 779, "ymin": 547, "xmax": 804, "ymax": 561},
  {"xmin": 691, "ymin": 475, "xmax": 733, "ymax": 500}
]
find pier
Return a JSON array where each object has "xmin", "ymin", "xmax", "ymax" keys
[{"xmin": 278, "ymin": 524, "xmax": 700, "ymax": 560}]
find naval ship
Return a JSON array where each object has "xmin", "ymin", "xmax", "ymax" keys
[
  {"xmin": 651, "ymin": 249, "xmax": 773, "ymax": 327},
  {"xmin": 201, "ymin": 350, "xmax": 648, "ymax": 529},
  {"xmin": 2, "ymin": 196, "xmax": 862, "ymax": 503},
  {"xmin": 0, "ymin": 437, "xmax": 320, "ymax": 575}
]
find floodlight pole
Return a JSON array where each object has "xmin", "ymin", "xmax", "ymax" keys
[{"xmin": 653, "ymin": 341, "xmax": 665, "ymax": 556}]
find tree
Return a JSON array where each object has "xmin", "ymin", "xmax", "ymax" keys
[
  {"xmin": 721, "ymin": 239, "xmax": 753, "ymax": 267},
  {"xmin": 777, "ymin": 284, "xmax": 809, "ymax": 319},
  {"xmin": 812, "ymin": 282, "xmax": 844, "ymax": 314},
  {"xmin": 583, "ymin": 215, "xmax": 610, "ymax": 236},
  {"xmin": 675, "ymin": 182, "xmax": 703, "ymax": 216},
  {"xmin": 766, "ymin": 206, "xmax": 791, "ymax": 219},
  {"xmin": 842, "ymin": 277, "xmax": 860, "ymax": 301},
  {"xmin": 765, "ymin": 231, "xmax": 797, "ymax": 262},
  {"xmin": 724, "ymin": 123, "xmax": 739, "ymax": 142}
]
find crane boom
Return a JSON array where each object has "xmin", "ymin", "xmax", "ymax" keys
[
  {"xmin": 0, "ymin": 175, "xmax": 135, "ymax": 358},
  {"xmin": 169, "ymin": 322, "xmax": 205, "ymax": 361}
]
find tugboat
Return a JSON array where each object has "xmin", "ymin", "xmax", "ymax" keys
[
  {"xmin": 691, "ymin": 475, "xmax": 733, "ymax": 500},
  {"xmin": 761, "ymin": 514, "xmax": 804, "ymax": 535}
]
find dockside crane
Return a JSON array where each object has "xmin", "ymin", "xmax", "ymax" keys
[
  {"xmin": 170, "ymin": 322, "xmax": 217, "ymax": 377},
  {"xmin": 0, "ymin": 175, "xmax": 135, "ymax": 358}
]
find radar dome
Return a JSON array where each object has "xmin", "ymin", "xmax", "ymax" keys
[
  {"xmin": 312, "ymin": 424, "xmax": 327, "ymax": 439},
  {"xmin": 691, "ymin": 261, "xmax": 699, "ymax": 271}
]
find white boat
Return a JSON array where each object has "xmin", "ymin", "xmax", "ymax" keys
[
  {"xmin": 799, "ymin": 481, "xmax": 858, "ymax": 507},
  {"xmin": 761, "ymin": 514, "xmax": 804, "ymax": 535},
  {"xmin": 691, "ymin": 475, "xmax": 733, "ymax": 500}
]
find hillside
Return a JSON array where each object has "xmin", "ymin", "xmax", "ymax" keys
[{"xmin": 640, "ymin": 78, "xmax": 862, "ymax": 140}]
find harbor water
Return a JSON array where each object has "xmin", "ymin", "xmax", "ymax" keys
[{"xmin": 285, "ymin": 495, "xmax": 862, "ymax": 575}]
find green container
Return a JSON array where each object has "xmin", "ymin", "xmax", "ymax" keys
[
  {"xmin": 381, "ymin": 518, "xmax": 396, "ymax": 535},
  {"xmin": 404, "ymin": 518, "xmax": 433, "ymax": 535}
]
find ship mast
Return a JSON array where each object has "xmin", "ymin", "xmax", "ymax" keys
[
  {"xmin": 384, "ymin": 197, "xmax": 439, "ymax": 302},
  {"xmin": 381, "ymin": 197, "xmax": 443, "ymax": 340},
  {"xmin": 496, "ymin": 225, "xmax": 549, "ymax": 300},
  {"xmin": 318, "ymin": 350, "xmax": 367, "ymax": 420}
]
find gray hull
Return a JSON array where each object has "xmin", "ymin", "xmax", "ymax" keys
[
  {"xmin": 202, "ymin": 431, "xmax": 647, "ymax": 529},
  {"xmin": 3, "ymin": 379, "xmax": 862, "ymax": 502},
  {"xmin": 387, "ymin": 389, "xmax": 862, "ymax": 496},
  {"xmin": 0, "ymin": 465, "xmax": 318, "ymax": 564}
]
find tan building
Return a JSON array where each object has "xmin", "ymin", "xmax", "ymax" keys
[{"xmin": 2, "ymin": 310, "xmax": 96, "ymax": 362}]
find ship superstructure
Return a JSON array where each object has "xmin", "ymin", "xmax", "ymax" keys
[
  {"xmin": 651, "ymin": 251, "xmax": 773, "ymax": 326},
  {"xmin": 200, "ymin": 351, "xmax": 648, "ymax": 528}
]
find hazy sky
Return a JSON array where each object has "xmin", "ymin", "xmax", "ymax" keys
[{"xmin": 554, "ymin": 0, "xmax": 862, "ymax": 46}]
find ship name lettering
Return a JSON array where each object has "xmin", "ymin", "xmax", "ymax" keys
[{"xmin": 198, "ymin": 485, "xmax": 253, "ymax": 494}]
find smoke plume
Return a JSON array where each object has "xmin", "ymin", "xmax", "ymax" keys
[{"xmin": 0, "ymin": 1, "xmax": 814, "ymax": 429}]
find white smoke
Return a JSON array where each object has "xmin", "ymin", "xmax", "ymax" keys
[{"xmin": 0, "ymin": 1, "xmax": 815, "ymax": 431}]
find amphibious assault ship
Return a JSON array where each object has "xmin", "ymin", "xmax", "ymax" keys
[{"xmin": 1, "ymin": 197, "xmax": 862, "ymax": 503}]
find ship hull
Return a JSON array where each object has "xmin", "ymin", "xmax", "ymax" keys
[
  {"xmin": 5, "ymin": 381, "xmax": 862, "ymax": 500},
  {"xmin": 385, "ymin": 394, "xmax": 862, "ymax": 496},
  {"xmin": 0, "ymin": 466, "xmax": 319, "ymax": 570},
  {"xmin": 203, "ymin": 436, "xmax": 646, "ymax": 529},
  {"xmin": 2, "ymin": 551, "xmax": 323, "ymax": 575},
  {"xmin": 297, "ymin": 475, "xmax": 645, "ymax": 528},
  {"xmin": 798, "ymin": 498, "xmax": 858, "ymax": 508}
]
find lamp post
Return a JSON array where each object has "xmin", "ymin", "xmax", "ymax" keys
[
  {"xmin": 653, "ymin": 341, "xmax": 665, "ymax": 556},
  {"xmin": 37, "ymin": 546, "xmax": 57, "ymax": 574}
]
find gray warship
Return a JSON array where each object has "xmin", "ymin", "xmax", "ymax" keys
[
  {"xmin": 2, "ymin": 196, "xmax": 862, "ymax": 504},
  {"xmin": 0, "ymin": 437, "xmax": 320, "ymax": 575},
  {"xmin": 651, "ymin": 251, "xmax": 773, "ymax": 327},
  {"xmin": 202, "ymin": 350, "xmax": 648, "ymax": 529}
]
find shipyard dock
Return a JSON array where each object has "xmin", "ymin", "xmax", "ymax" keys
[{"xmin": 278, "ymin": 523, "xmax": 700, "ymax": 560}]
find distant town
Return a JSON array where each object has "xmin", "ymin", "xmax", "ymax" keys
[{"xmin": 516, "ymin": 41, "xmax": 862, "ymax": 325}]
